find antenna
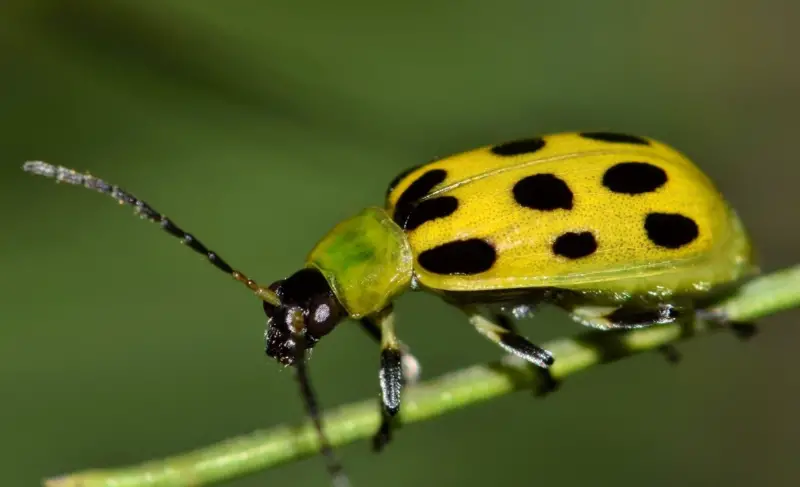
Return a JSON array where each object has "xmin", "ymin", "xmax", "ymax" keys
[{"xmin": 22, "ymin": 161, "xmax": 280, "ymax": 306}]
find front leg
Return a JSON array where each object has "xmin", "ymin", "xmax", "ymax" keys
[
  {"xmin": 361, "ymin": 306, "xmax": 406, "ymax": 452},
  {"xmin": 359, "ymin": 317, "xmax": 421, "ymax": 385}
]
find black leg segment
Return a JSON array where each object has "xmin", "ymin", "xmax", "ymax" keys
[
  {"xmin": 374, "ymin": 347, "xmax": 403, "ymax": 452},
  {"xmin": 361, "ymin": 308, "xmax": 412, "ymax": 452},
  {"xmin": 494, "ymin": 313, "xmax": 559, "ymax": 395}
]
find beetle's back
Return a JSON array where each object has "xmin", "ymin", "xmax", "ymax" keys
[{"xmin": 385, "ymin": 132, "xmax": 755, "ymax": 297}]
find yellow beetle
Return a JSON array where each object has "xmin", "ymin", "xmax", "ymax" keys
[{"xmin": 22, "ymin": 131, "xmax": 756, "ymax": 486}]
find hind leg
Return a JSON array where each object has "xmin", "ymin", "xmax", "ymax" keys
[
  {"xmin": 568, "ymin": 303, "xmax": 686, "ymax": 364},
  {"xmin": 696, "ymin": 309, "xmax": 759, "ymax": 341}
]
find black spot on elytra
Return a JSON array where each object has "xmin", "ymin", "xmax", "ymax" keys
[
  {"xmin": 580, "ymin": 132, "xmax": 650, "ymax": 145},
  {"xmin": 490, "ymin": 137, "xmax": 546, "ymax": 156},
  {"xmin": 513, "ymin": 174, "xmax": 573, "ymax": 210},
  {"xmin": 602, "ymin": 162, "xmax": 667, "ymax": 195},
  {"xmin": 552, "ymin": 232, "xmax": 597, "ymax": 259},
  {"xmin": 392, "ymin": 169, "xmax": 447, "ymax": 227},
  {"xmin": 386, "ymin": 163, "xmax": 423, "ymax": 198},
  {"xmin": 418, "ymin": 239, "xmax": 496, "ymax": 275},
  {"xmin": 403, "ymin": 196, "xmax": 458, "ymax": 231},
  {"xmin": 644, "ymin": 213, "xmax": 699, "ymax": 249}
]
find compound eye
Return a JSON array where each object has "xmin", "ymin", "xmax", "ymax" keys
[
  {"xmin": 306, "ymin": 296, "xmax": 340, "ymax": 339},
  {"xmin": 313, "ymin": 302, "xmax": 332, "ymax": 324}
]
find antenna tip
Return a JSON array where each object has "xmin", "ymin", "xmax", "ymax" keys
[
  {"xmin": 22, "ymin": 160, "xmax": 54, "ymax": 175},
  {"xmin": 22, "ymin": 161, "xmax": 86, "ymax": 185}
]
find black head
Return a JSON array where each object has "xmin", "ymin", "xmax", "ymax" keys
[{"xmin": 262, "ymin": 268, "xmax": 347, "ymax": 365}]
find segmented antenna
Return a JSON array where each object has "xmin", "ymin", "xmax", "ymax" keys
[{"xmin": 22, "ymin": 161, "xmax": 280, "ymax": 306}]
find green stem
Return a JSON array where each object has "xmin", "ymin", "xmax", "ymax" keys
[{"xmin": 46, "ymin": 265, "xmax": 800, "ymax": 487}]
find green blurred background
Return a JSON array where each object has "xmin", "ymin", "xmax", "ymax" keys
[{"xmin": 2, "ymin": 1, "xmax": 799, "ymax": 486}]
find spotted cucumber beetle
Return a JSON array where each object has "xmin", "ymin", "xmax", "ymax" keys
[{"xmin": 23, "ymin": 131, "xmax": 756, "ymax": 486}]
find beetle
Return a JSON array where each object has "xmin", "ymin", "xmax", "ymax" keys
[{"xmin": 22, "ymin": 131, "xmax": 757, "ymax": 486}]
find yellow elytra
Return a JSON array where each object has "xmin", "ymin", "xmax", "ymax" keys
[
  {"xmin": 22, "ymin": 131, "xmax": 757, "ymax": 486},
  {"xmin": 382, "ymin": 131, "xmax": 755, "ymax": 297}
]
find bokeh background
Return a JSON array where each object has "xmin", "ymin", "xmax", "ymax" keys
[{"xmin": 2, "ymin": 1, "xmax": 799, "ymax": 486}]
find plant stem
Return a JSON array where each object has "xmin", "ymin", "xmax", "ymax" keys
[{"xmin": 46, "ymin": 264, "xmax": 800, "ymax": 487}]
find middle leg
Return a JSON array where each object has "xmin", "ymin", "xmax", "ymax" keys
[{"xmin": 460, "ymin": 305, "xmax": 558, "ymax": 395}]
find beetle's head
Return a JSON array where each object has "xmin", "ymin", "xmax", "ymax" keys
[{"xmin": 262, "ymin": 268, "xmax": 347, "ymax": 365}]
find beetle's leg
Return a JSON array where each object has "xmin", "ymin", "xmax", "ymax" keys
[
  {"xmin": 729, "ymin": 322, "xmax": 759, "ymax": 340},
  {"xmin": 569, "ymin": 303, "xmax": 685, "ymax": 364},
  {"xmin": 695, "ymin": 309, "xmax": 759, "ymax": 341},
  {"xmin": 360, "ymin": 307, "xmax": 406, "ymax": 452},
  {"xmin": 359, "ymin": 317, "xmax": 421, "ymax": 385},
  {"xmin": 460, "ymin": 306, "xmax": 556, "ymax": 394},
  {"xmin": 464, "ymin": 307, "xmax": 554, "ymax": 368},
  {"xmin": 493, "ymin": 312, "xmax": 560, "ymax": 395},
  {"xmin": 570, "ymin": 303, "xmax": 682, "ymax": 329}
]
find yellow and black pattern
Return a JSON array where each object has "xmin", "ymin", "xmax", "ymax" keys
[{"xmin": 386, "ymin": 132, "xmax": 753, "ymax": 294}]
